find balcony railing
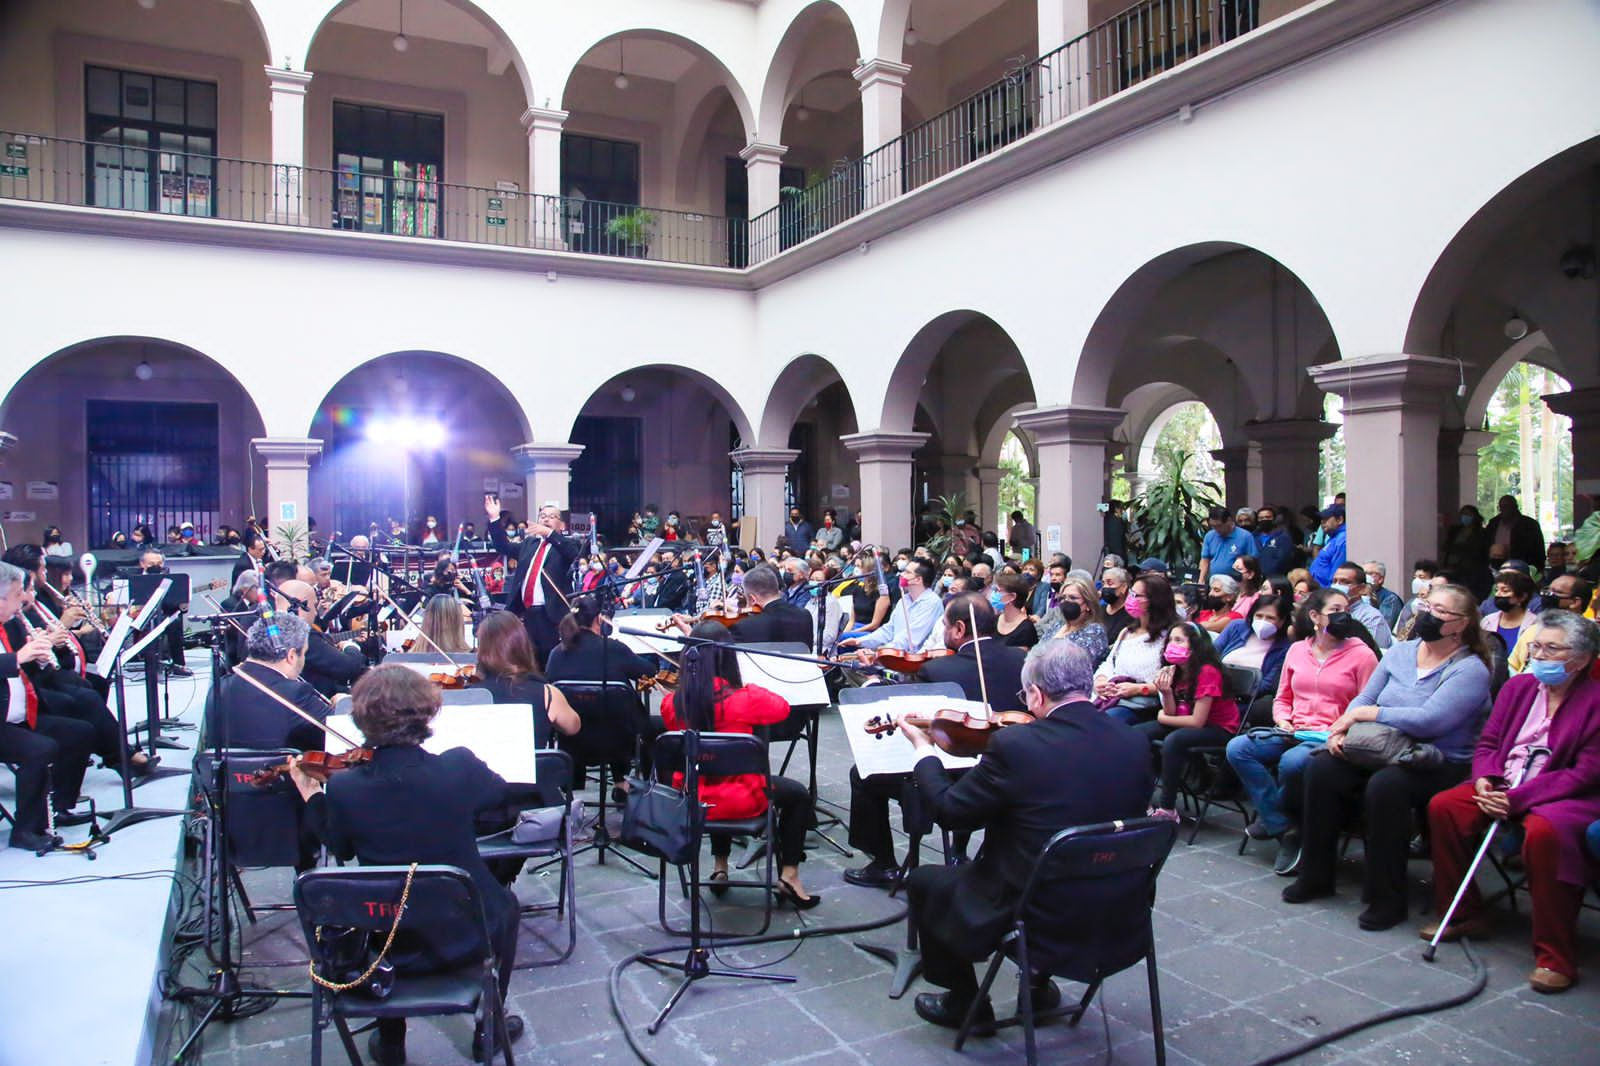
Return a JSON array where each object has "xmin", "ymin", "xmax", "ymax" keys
[
  {"xmin": 0, "ymin": 130, "xmax": 743, "ymax": 268},
  {"xmin": 748, "ymin": 0, "xmax": 1259, "ymax": 264}
]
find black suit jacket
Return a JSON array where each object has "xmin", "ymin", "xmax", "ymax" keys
[
  {"xmin": 209, "ymin": 660, "xmax": 329, "ymax": 752},
  {"xmin": 642, "ymin": 569, "xmax": 692, "ymax": 611},
  {"xmin": 301, "ymin": 629, "xmax": 368, "ymax": 698},
  {"xmin": 729, "ymin": 600, "xmax": 814, "ymax": 645},
  {"xmin": 230, "ymin": 552, "xmax": 261, "ymax": 586},
  {"xmin": 918, "ymin": 639, "xmax": 1029, "ymax": 711},
  {"xmin": 305, "ymin": 744, "xmax": 514, "ymax": 951},
  {"xmin": 544, "ymin": 630, "xmax": 655, "ymax": 685},
  {"xmin": 488, "ymin": 521, "xmax": 581, "ymax": 624},
  {"xmin": 913, "ymin": 701, "xmax": 1153, "ymax": 958}
]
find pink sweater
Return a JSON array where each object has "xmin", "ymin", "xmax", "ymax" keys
[{"xmin": 1272, "ymin": 638, "xmax": 1379, "ymax": 731}]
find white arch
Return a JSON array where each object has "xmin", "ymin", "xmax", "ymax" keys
[
  {"xmin": 1462, "ymin": 331, "xmax": 1567, "ymax": 429},
  {"xmin": 557, "ymin": 29, "xmax": 756, "ymax": 140},
  {"xmin": 756, "ymin": 1, "xmax": 864, "ymax": 142}
]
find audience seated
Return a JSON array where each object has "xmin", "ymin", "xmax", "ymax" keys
[
  {"xmin": 1137, "ymin": 622, "xmax": 1242, "ymax": 817},
  {"xmin": 1482, "ymin": 568, "xmax": 1540, "ymax": 654},
  {"xmin": 1393, "ymin": 560, "xmax": 1445, "ymax": 640},
  {"xmin": 1214, "ymin": 595, "xmax": 1294, "ymax": 724},
  {"xmin": 1507, "ymin": 576, "xmax": 1593, "ymax": 674},
  {"xmin": 1425, "ymin": 611, "xmax": 1600, "ymax": 994},
  {"xmin": 1196, "ymin": 574, "xmax": 1244, "ymax": 635},
  {"xmin": 1283, "ymin": 584, "xmax": 1491, "ymax": 930},
  {"xmin": 1227, "ymin": 588, "xmax": 1378, "ymax": 876},
  {"xmin": 1093, "ymin": 573, "xmax": 1180, "ymax": 726},
  {"xmin": 1332, "ymin": 563, "xmax": 1394, "ymax": 649}
]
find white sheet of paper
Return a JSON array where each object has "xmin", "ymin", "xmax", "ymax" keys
[
  {"xmin": 93, "ymin": 611, "xmax": 134, "ymax": 678},
  {"xmin": 121, "ymin": 611, "xmax": 178, "ymax": 664},
  {"xmin": 132, "ymin": 579, "xmax": 171, "ymax": 629},
  {"xmin": 323, "ymin": 704, "xmax": 539, "ymax": 783},
  {"xmin": 611, "ymin": 613, "xmax": 682, "ymax": 657},
  {"xmin": 734, "ymin": 650, "xmax": 829, "ymax": 706},
  {"xmin": 839, "ymin": 696, "xmax": 992, "ymax": 777}
]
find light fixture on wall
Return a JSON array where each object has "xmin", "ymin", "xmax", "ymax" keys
[
  {"xmin": 619, "ymin": 386, "xmax": 637, "ymax": 404},
  {"xmin": 1503, "ymin": 312, "xmax": 1529, "ymax": 341},
  {"xmin": 392, "ymin": 0, "xmax": 409, "ymax": 52},
  {"xmin": 134, "ymin": 361, "xmax": 154, "ymax": 382},
  {"xmin": 795, "ymin": 87, "xmax": 810, "ymax": 123},
  {"xmin": 613, "ymin": 41, "xmax": 630, "ymax": 90},
  {"xmin": 137, "ymin": 0, "xmax": 157, "ymax": 10},
  {"xmin": 905, "ymin": 21, "xmax": 919, "ymax": 46}
]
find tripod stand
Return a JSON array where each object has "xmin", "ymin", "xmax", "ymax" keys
[{"xmin": 170, "ymin": 618, "xmax": 309, "ymax": 1062}]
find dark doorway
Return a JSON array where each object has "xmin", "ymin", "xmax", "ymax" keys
[
  {"xmin": 87, "ymin": 400, "xmax": 219, "ymax": 547},
  {"xmin": 570, "ymin": 416, "xmax": 642, "ymax": 543}
]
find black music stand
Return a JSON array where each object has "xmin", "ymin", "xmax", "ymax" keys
[{"xmin": 95, "ymin": 607, "xmax": 186, "ymax": 840}]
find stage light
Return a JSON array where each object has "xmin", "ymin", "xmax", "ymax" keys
[
  {"xmin": 417, "ymin": 419, "xmax": 447, "ymax": 448},
  {"xmin": 365, "ymin": 417, "xmax": 393, "ymax": 444}
]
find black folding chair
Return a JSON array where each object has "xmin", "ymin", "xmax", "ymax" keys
[
  {"xmin": 440, "ymin": 688, "xmax": 495, "ymax": 706},
  {"xmin": 1162, "ymin": 663, "xmax": 1259, "ymax": 844},
  {"xmin": 295, "ymin": 864, "xmax": 515, "ymax": 1066},
  {"xmin": 840, "ymin": 682, "xmax": 967, "ymax": 998},
  {"xmin": 552, "ymin": 679, "xmax": 654, "ymax": 876},
  {"xmin": 476, "ymin": 749, "xmax": 578, "ymax": 967},
  {"xmin": 193, "ymin": 748, "xmax": 307, "ymax": 924},
  {"xmin": 742, "ymin": 641, "xmax": 850, "ymax": 857},
  {"xmin": 954, "ymin": 816, "xmax": 1179, "ymax": 1066},
  {"xmin": 652, "ymin": 730, "xmax": 779, "ymax": 938}
]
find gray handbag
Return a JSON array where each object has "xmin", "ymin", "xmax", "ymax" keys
[{"xmin": 1341, "ymin": 722, "xmax": 1443, "ymax": 770}]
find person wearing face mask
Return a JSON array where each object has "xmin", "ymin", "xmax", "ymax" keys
[
  {"xmin": 420, "ymin": 515, "xmax": 442, "ymax": 547},
  {"xmin": 1196, "ymin": 574, "xmax": 1245, "ymax": 635},
  {"xmin": 1307, "ymin": 504, "xmax": 1348, "ymax": 589},
  {"xmin": 1331, "ymin": 563, "xmax": 1393, "ymax": 649},
  {"xmin": 992, "ymin": 573, "xmax": 1039, "ymax": 649},
  {"xmin": 1392, "ymin": 559, "xmax": 1443, "ymax": 639},
  {"xmin": 1285, "ymin": 585, "xmax": 1492, "ymax": 930},
  {"xmin": 811, "ymin": 509, "xmax": 844, "ymax": 552},
  {"xmin": 1442, "ymin": 505, "xmax": 1491, "ymax": 601},
  {"xmin": 1508, "ymin": 576, "xmax": 1594, "ymax": 673},
  {"xmin": 1030, "ymin": 561, "xmax": 1067, "ymax": 618},
  {"xmin": 1098, "ymin": 566, "xmax": 1134, "ymax": 645},
  {"xmin": 1482, "ymin": 568, "xmax": 1539, "ymax": 653},
  {"xmin": 839, "ymin": 558, "xmax": 942, "ymax": 657},
  {"xmin": 1092, "ymin": 574, "xmax": 1182, "ymax": 725},
  {"xmin": 1226, "ymin": 589, "xmax": 1378, "ymax": 877},
  {"xmin": 1362, "ymin": 561, "xmax": 1405, "ymax": 629},
  {"xmin": 1254, "ymin": 508, "xmax": 1294, "ymax": 578},
  {"xmin": 1484, "ymin": 494, "xmax": 1547, "ymax": 577},
  {"xmin": 1424, "ymin": 610, "xmax": 1600, "ymax": 994},
  {"xmin": 1042, "ymin": 575, "xmax": 1107, "ymax": 664},
  {"xmin": 1138, "ymin": 621, "xmax": 1242, "ymax": 818},
  {"xmin": 1214, "ymin": 595, "xmax": 1294, "ymax": 725}
]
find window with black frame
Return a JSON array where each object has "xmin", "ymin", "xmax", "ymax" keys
[
  {"xmin": 561, "ymin": 133, "xmax": 641, "ymax": 255},
  {"xmin": 1113, "ymin": 0, "xmax": 1259, "ymax": 90},
  {"xmin": 332, "ymin": 102, "xmax": 444, "ymax": 237},
  {"xmin": 86, "ymin": 400, "xmax": 220, "ymax": 547},
  {"xmin": 85, "ymin": 66, "xmax": 217, "ymax": 216}
]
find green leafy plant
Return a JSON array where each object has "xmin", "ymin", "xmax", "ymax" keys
[
  {"xmin": 1131, "ymin": 447, "xmax": 1219, "ymax": 574},
  {"xmin": 1576, "ymin": 511, "xmax": 1600, "ymax": 565},
  {"xmin": 273, "ymin": 521, "xmax": 309, "ymax": 561},
  {"xmin": 603, "ymin": 209, "xmax": 655, "ymax": 247},
  {"xmin": 920, "ymin": 492, "xmax": 973, "ymax": 561}
]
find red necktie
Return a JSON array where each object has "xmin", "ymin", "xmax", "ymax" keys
[
  {"xmin": 522, "ymin": 540, "xmax": 551, "ymax": 609},
  {"xmin": 0, "ymin": 627, "xmax": 40, "ymax": 727}
]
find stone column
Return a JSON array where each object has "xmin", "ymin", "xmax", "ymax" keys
[
  {"xmin": 853, "ymin": 58, "xmax": 910, "ymax": 207},
  {"xmin": 1037, "ymin": 0, "xmax": 1092, "ymax": 53},
  {"xmin": 265, "ymin": 67, "xmax": 312, "ymax": 224},
  {"xmin": 1437, "ymin": 428, "xmax": 1495, "ymax": 515},
  {"xmin": 975, "ymin": 465, "xmax": 1003, "ymax": 534},
  {"xmin": 1543, "ymin": 386, "xmax": 1600, "ymax": 524},
  {"xmin": 740, "ymin": 141, "xmax": 788, "ymax": 221},
  {"xmin": 730, "ymin": 447, "xmax": 799, "ymax": 551},
  {"xmin": 1209, "ymin": 444, "xmax": 1263, "ymax": 512},
  {"xmin": 252, "ymin": 438, "xmax": 322, "ymax": 549},
  {"xmin": 1013, "ymin": 406, "xmax": 1125, "ymax": 564},
  {"xmin": 520, "ymin": 105, "xmax": 568, "ymax": 249},
  {"xmin": 842, "ymin": 432, "xmax": 930, "ymax": 550},
  {"xmin": 1309, "ymin": 354, "xmax": 1458, "ymax": 575},
  {"xmin": 512, "ymin": 443, "xmax": 585, "ymax": 514},
  {"xmin": 1246, "ymin": 419, "xmax": 1336, "ymax": 510}
]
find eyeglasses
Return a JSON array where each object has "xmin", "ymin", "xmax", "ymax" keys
[
  {"xmin": 1526, "ymin": 642, "xmax": 1573, "ymax": 659},
  {"xmin": 1419, "ymin": 603, "xmax": 1465, "ymax": 620},
  {"xmin": 1015, "ymin": 689, "xmax": 1028, "ymax": 708}
]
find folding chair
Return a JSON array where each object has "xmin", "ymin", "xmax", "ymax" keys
[
  {"xmin": 742, "ymin": 641, "xmax": 849, "ymax": 857},
  {"xmin": 295, "ymin": 864, "xmax": 515, "ymax": 1066},
  {"xmin": 476, "ymin": 749, "xmax": 578, "ymax": 967},
  {"xmin": 652, "ymin": 730, "xmax": 779, "ymax": 938},
  {"xmin": 954, "ymin": 816, "xmax": 1180, "ymax": 1066},
  {"xmin": 193, "ymin": 748, "xmax": 307, "ymax": 924},
  {"xmin": 440, "ymin": 688, "xmax": 495, "ymax": 706},
  {"xmin": 552, "ymin": 679, "xmax": 654, "ymax": 876},
  {"xmin": 1163, "ymin": 663, "xmax": 1258, "ymax": 844}
]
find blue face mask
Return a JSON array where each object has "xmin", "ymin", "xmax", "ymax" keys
[
  {"xmin": 988, "ymin": 590, "xmax": 1004, "ymax": 612},
  {"xmin": 1330, "ymin": 583, "xmax": 1351, "ymax": 596},
  {"xmin": 1528, "ymin": 658, "xmax": 1570, "ymax": 686}
]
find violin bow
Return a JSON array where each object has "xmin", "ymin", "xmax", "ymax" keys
[
  {"xmin": 969, "ymin": 599, "xmax": 991, "ymax": 714},
  {"xmin": 232, "ymin": 662, "xmax": 364, "ymax": 751}
]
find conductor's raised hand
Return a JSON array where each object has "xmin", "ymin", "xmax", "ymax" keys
[{"xmin": 484, "ymin": 494, "xmax": 502, "ymax": 521}]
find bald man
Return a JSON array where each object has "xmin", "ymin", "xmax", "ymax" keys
[{"xmin": 278, "ymin": 579, "xmax": 367, "ymax": 698}]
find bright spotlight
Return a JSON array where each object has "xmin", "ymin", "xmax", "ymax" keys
[
  {"xmin": 365, "ymin": 418, "xmax": 393, "ymax": 445},
  {"xmin": 417, "ymin": 419, "xmax": 447, "ymax": 449}
]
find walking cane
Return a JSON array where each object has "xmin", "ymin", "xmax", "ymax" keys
[{"xmin": 1423, "ymin": 744, "xmax": 1551, "ymax": 962}]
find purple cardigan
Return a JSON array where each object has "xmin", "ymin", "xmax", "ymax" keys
[{"xmin": 1473, "ymin": 673, "xmax": 1600, "ymax": 886}]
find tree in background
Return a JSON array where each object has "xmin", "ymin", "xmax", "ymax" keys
[
  {"xmin": 1477, "ymin": 363, "xmax": 1572, "ymax": 533},
  {"xmin": 1319, "ymin": 393, "xmax": 1345, "ymax": 506},
  {"xmin": 998, "ymin": 432, "xmax": 1036, "ymax": 520}
]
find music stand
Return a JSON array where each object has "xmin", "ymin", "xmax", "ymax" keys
[{"xmin": 96, "ymin": 604, "xmax": 186, "ymax": 839}]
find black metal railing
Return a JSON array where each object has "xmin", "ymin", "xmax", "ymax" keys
[
  {"xmin": 749, "ymin": 0, "xmax": 1258, "ymax": 263},
  {"xmin": 0, "ymin": 130, "xmax": 744, "ymax": 268}
]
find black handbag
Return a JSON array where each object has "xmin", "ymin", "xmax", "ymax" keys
[{"xmin": 619, "ymin": 775, "xmax": 702, "ymax": 865}]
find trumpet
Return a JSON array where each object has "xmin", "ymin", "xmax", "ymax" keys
[{"xmin": 41, "ymin": 580, "xmax": 110, "ymax": 637}]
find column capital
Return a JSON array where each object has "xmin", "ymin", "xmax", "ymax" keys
[
  {"xmin": 1307, "ymin": 354, "xmax": 1460, "ymax": 415},
  {"xmin": 1542, "ymin": 385, "xmax": 1600, "ymax": 419},
  {"xmin": 974, "ymin": 465, "xmax": 1003, "ymax": 484},
  {"xmin": 1011, "ymin": 405, "xmax": 1126, "ymax": 445},
  {"xmin": 840, "ymin": 430, "xmax": 930, "ymax": 461},
  {"xmin": 264, "ymin": 66, "xmax": 313, "ymax": 94},
  {"xmin": 251, "ymin": 437, "xmax": 323, "ymax": 466},
  {"xmin": 1243, "ymin": 418, "xmax": 1338, "ymax": 447},
  {"xmin": 1439, "ymin": 427, "xmax": 1496, "ymax": 454},
  {"xmin": 511, "ymin": 442, "xmax": 585, "ymax": 474},
  {"xmin": 520, "ymin": 106, "xmax": 569, "ymax": 134},
  {"xmin": 852, "ymin": 57, "xmax": 912, "ymax": 90},
  {"xmin": 739, "ymin": 141, "xmax": 789, "ymax": 166},
  {"xmin": 1210, "ymin": 444, "xmax": 1255, "ymax": 464},
  {"xmin": 730, "ymin": 447, "xmax": 799, "ymax": 475}
]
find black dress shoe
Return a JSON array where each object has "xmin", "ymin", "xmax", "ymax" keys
[
  {"xmin": 52, "ymin": 810, "xmax": 95, "ymax": 829},
  {"xmin": 471, "ymin": 1014, "xmax": 524, "ymax": 1061},
  {"xmin": 366, "ymin": 1029, "xmax": 405, "ymax": 1066},
  {"xmin": 1028, "ymin": 979, "xmax": 1062, "ymax": 1014},
  {"xmin": 1281, "ymin": 878, "xmax": 1336, "ymax": 904},
  {"xmin": 842, "ymin": 862, "xmax": 900, "ymax": 889},
  {"xmin": 914, "ymin": 992, "xmax": 995, "ymax": 1033},
  {"xmin": 1357, "ymin": 906, "xmax": 1406, "ymax": 932},
  {"xmin": 9, "ymin": 829, "xmax": 61, "ymax": 852},
  {"xmin": 168, "ymin": 665, "xmax": 194, "ymax": 678}
]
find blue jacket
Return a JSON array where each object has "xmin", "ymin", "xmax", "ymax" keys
[
  {"xmin": 1309, "ymin": 526, "xmax": 1347, "ymax": 587},
  {"xmin": 1212, "ymin": 618, "xmax": 1291, "ymax": 699},
  {"xmin": 1256, "ymin": 529, "xmax": 1295, "ymax": 577}
]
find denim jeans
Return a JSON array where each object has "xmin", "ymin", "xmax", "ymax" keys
[
  {"xmin": 1224, "ymin": 732, "xmax": 1322, "ymax": 836},
  {"xmin": 1586, "ymin": 819, "xmax": 1600, "ymax": 862}
]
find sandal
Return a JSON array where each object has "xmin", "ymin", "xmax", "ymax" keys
[{"xmin": 708, "ymin": 869, "xmax": 730, "ymax": 898}]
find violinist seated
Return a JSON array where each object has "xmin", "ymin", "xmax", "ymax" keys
[
  {"xmin": 899, "ymin": 640, "xmax": 1154, "ymax": 1032},
  {"xmin": 286, "ymin": 666, "xmax": 526, "ymax": 1066},
  {"xmin": 917, "ymin": 595, "xmax": 1029, "ymax": 710},
  {"xmin": 276, "ymin": 580, "xmax": 367, "ymax": 699},
  {"xmin": 418, "ymin": 593, "xmax": 473, "ymax": 656},
  {"xmin": 425, "ymin": 556, "xmax": 474, "ymax": 602},
  {"xmin": 667, "ymin": 564, "xmax": 812, "ymax": 646},
  {"xmin": 210, "ymin": 613, "xmax": 329, "ymax": 752},
  {"xmin": 839, "ymin": 559, "xmax": 944, "ymax": 665},
  {"xmin": 219, "ymin": 571, "xmax": 263, "ymax": 667},
  {"xmin": 546, "ymin": 597, "xmax": 656, "ymax": 689},
  {"xmin": 470, "ymin": 611, "xmax": 580, "ymax": 749},
  {"xmin": 309, "ymin": 557, "xmax": 367, "ymax": 626}
]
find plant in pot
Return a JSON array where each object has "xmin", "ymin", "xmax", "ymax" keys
[
  {"xmin": 1131, "ymin": 446, "xmax": 1219, "ymax": 576},
  {"xmin": 604, "ymin": 209, "xmax": 655, "ymax": 258}
]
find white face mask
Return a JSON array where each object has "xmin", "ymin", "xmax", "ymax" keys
[
  {"xmin": 1411, "ymin": 577, "xmax": 1430, "ymax": 597},
  {"xmin": 1252, "ymin": 619, "xmax": 1279, "ymax": 641}
]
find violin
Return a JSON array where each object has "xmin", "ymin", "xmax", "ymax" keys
[
  {"xmin": 636, "ymin": 669, "xmax": 679, "ymax": 692},
  {"xmin": 700, "ymin": 601, "xmax": 760, "ymax": 627},
  {"xmin": 872, "ymin": 648, "xmax": 953, "ymax": 675},
  {"xmin": 428, "ymin": 664, "xmax": 479, "ymax": 689},
  {"xmin": 862, "ymin": 708, "xmax": 1034, "ymax": 757},
  {"xmin": 250, "ymin": 747, "xmax": 375, "ymax": 787}
]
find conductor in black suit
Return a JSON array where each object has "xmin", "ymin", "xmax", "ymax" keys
[
  {"xmin": 918, "ymin": 595, "xmax": 1028, "ymax": 709},
  {"xmin": 899, "ymin": 639, "xmax": 1153, "ymax": 1030},
  {"xmin": 486, "ymin": 495, "xmax": 581, "ymax": 667}
]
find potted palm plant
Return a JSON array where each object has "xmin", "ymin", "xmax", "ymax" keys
[
  {"xmin": 1131, "ymin": 446, "xmax": 1219, "ymax": 576},
  {"xmin": 604, "ymin": 208, "xmax": 655, "ymax": 258}
]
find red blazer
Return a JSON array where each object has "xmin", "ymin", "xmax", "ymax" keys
[
  {"xmin": 1473, "ymin": 672, "xmax": 1600, "ymax": 886},
  {"xmin": 660, "ymin": 681, "xmax": 788, "ymax": 820}
]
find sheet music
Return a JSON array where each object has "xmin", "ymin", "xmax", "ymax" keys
[
  {"xmin": 611, "ymin": 613, "xmax": 682, "ymax": 657},
  {"xmin": 734, "ymin": 649, "xmax": 829, "ymax": 706},
  {"xmin": 93, "ymin": 611, "xmax": 135, "ymax": 678},
  {"xmin": 839, "ymin": 696, "xmax": 991, "ymax": 777},
  {"xmin": 120, "ymin": 611, "xmax": 179, "ymax": 664},
  {"xmin": 323, "ymin": 704, "xmax": 539, "ymax": 783},
  {"xmin": 131, "ymin": 578, "xmax": 171, "ymax": 629}
]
